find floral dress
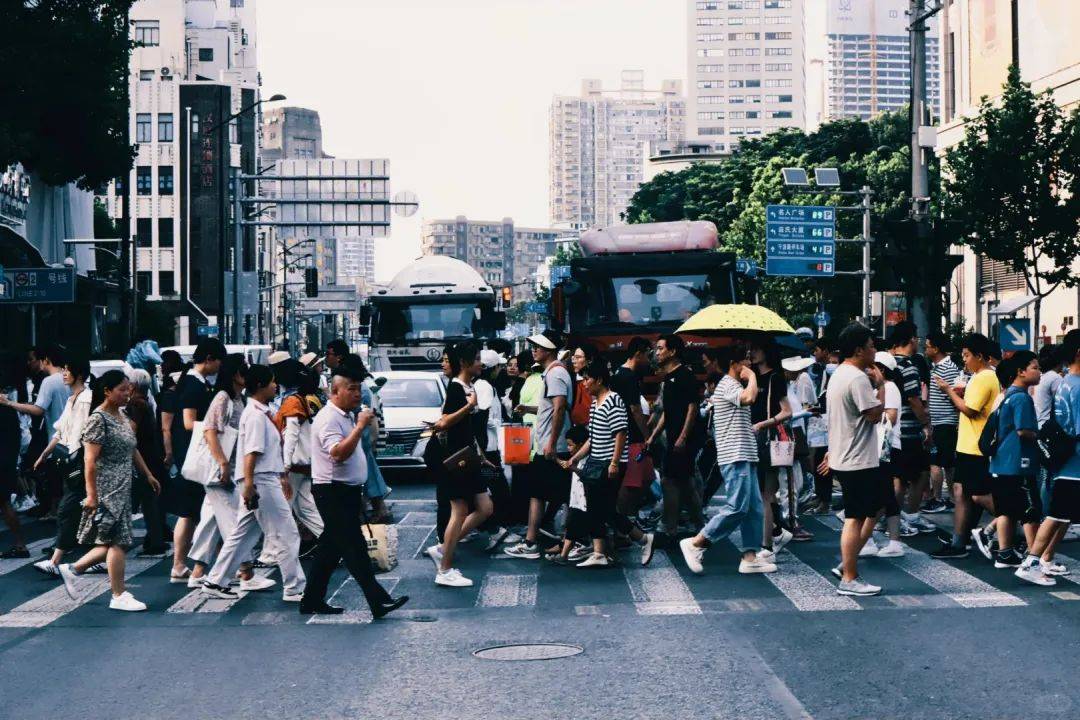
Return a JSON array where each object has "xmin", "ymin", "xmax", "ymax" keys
[{"xmin": 76, "ymin": 409, "xmax": 137, "ymax": 547}]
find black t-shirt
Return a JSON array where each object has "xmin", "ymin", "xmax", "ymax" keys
[
  {"xmin": 171, "ymin": 372, "xmax": 215, "ymax": 465},
  {"xmin": 442, "ymin": 380, "xmax": 475, "ymax": 453},
  {"xmin": 751, "ymin": 369, "xmax": 788, "ymax": 425},
  {"xmin": 660, "ymin": 364, "xmax": 700, "ymax": 444},
  {"xmin": 611, "ymin": 365, "xmax": 645, "ymax": 444}
]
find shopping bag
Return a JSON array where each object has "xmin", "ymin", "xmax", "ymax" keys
[
  {"xmin": 181, "ymin": 421, "xmax": 238, "ymax": 485},
  {"xmin": 769, "ymin": 426, "xmax": 795, "ymax": 468},
  {"xmin": 362, "ymin": 523, "xmax": 399, "ymax": 573},
  {"xmin": 502, "ymin": 424, "xmax": 532, "ymax": 465}
]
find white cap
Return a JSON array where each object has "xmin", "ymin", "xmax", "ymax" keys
[
  {"xmin": 298, "ymin": 352, "xmax": 320, "ymax": 368},
  {"xmin": 874, "ymin": 351, "xmax": 897, "ymax": 371},
  {"xmin": 268, "ymin": 351, "xmax": 291, "ymax": 365},
  {"xmin": 794, "ymin": 327, "xmax": 815, "ymax": 339},
  {"xmin": 527, "ymin": 334, "xmax": 557, "ymax": 351},
  {"xmin": 480, "ymin": 349, "xmax": 506, "ymax": 368},
  {"xmin": 781, "ymin": 356, "xmax": 814, "ymax": 373}
]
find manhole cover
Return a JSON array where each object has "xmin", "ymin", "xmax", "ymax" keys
[
  {"xmin": 472, "ymin": 643, "xmax": 584, "ymax": 661},
  {"xmin": 401, "ymin": 614, "xmax": 438, "ymax": 623}
]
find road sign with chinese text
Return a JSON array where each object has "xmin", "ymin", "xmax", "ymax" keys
[
  {"xmin": 765, "ymin": 205, "xmax": 836, "ymax": 278},
  {"xmin": 0, "ymin": 268, "xmax": 76, "ymax": 303}
]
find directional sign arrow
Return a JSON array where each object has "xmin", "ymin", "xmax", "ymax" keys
[{"xmin": 1004, "ymin": 324, "xmax": 1028, "ymax": 346}]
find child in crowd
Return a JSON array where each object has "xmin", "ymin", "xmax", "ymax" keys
[{"xmin": 547, "ymin": 424, "xmax": 592, "ymax": 565}]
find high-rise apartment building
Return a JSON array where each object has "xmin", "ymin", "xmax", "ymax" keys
[
  {"xmin": 549, "ymin": 70, "xmax": 685, "ymax": 228},
  {"xmin": 420, "ymin": 217, "xmax": 568, "ymax": 301},
  {"xmin": 686, "ymin": 0, "xmax": 806, "ymax": 148},
  {"xmin": 97, "ymin": 0, "xmax": 263, "ymax": 343},
  {"xmin": 821, "ymin": 0, "xmax": 940, "ymax": 121}
]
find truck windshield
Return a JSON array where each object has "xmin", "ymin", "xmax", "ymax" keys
[
  {"xmin": 374, "ymin": 302, "xmax": 482, "ymax": 343},
  {"xmin": 595, "ymin": 274, "xmax": 713, "ymax": 325}
]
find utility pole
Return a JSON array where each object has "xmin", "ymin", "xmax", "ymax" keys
[{"xmin": 861, "ymin": 185, "xmax": 872, "ymax": 324}]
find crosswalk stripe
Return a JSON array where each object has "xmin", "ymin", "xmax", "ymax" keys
[
  {"xmin": 625, "ymin": 552, "xmax": 702, "ymax": 615},
  {"xmin": 1041, "ymin": 552, "xmax": 1080, "ymax": 588},
  {"xmin": 397, "ymin": 511, "xmax": 437, "ymax": 526},
  {"xmin": 307, "ymin": 576, "xmax": 401, "ymax": 625},
  {"xmin": 754, "ymin": 550, "xmax": 862, "ymax": 612},
  {"xmin": 165, "ymin": 567, "xmax": 277, "ymax": 614},
  {"xmin": 0, "ymin": 538, "xmax": 53, "ymax": 576},
  {"xmin": 476, "ymin": 573, "xmax": 537, "ymax": 608},
  {"xmin": 0, "ymin": 556, "xmax": 159, "ymax": 628}
]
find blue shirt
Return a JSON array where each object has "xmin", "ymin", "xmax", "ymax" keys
[
  {"xmin": 35, "ymin": 372, "xmax": 70, "ymax": 437},
  {"xmin": 990, "ymin": 386, "xmax": 1038, "ymax": 477},
  {"xmin": 1054, "ymin": 373, "xmax": 1080, "ymax": 480}
]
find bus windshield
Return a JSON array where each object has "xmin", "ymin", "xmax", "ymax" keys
[
  {"xmin": 373, "ymin": 302, "xmax": 484, "ymax": 344},
  {"xmin": 586, "ymin": 274, "xmax": 714, "ymax": 326}
]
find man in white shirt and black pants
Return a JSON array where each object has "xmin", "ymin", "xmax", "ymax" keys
[
  {"xmin": 301, "ymin": 365, "xmax": 408, "ymax": 617},
  {"xmin": 202, "ymin": 365, "xmax": 306, "ymax": 602}
]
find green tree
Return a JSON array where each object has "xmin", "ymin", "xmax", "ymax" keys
[
  {"xmin": 943, "ymin": 65, "xmax": 1080, "ymax": 339},
  {"xmin": 0, "ymin": 0, "xmax": 135, "ymax": 190}
]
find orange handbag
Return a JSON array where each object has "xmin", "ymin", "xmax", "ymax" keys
[{"xmin": 502, "ymin": 424, "xmax": 532, "ymax": 465}]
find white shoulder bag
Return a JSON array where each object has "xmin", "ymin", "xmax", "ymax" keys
[{"xmin": 181, "ymin": 397, "xmax": 239, "ymax": 486}]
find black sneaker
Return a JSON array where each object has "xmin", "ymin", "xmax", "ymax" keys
[
  {"xmin": 971, "ymin": 527, "xmax": 993, "ymax": 560},
  {"xmin": 922, "ymin": 499, "xmax": 950, "ymax": 514},
  {"xmin": 930, "ymin": 543, "xmax": 969, "ymax": 560},
  {"xmin": 0, "ymin": 546, "xmax": 30, "ymax": 559},
  {"xmin": 993, "ymin": 549, "xmax": 1023, "ymax": 569},
  {"xmin": 201, "ymin": 582, "xmax": 239, "ymax": 599}
]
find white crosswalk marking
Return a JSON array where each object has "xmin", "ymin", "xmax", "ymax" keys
[
  {"xmin": 0, "ymin": 538, "xmax": 53, "ymax": 576},
  {"xmin": 885, "ymin": 548, "xmax": 1027, "ymax": 607},
  {"xmin": 476, "ymin": 573, "xmax": 537, "ymax": 608},
  {"xmin": 625, "ymin": 552, "xmax": 702, "ymax": 615},
  {"xmin": 166, "ymin": 567, "xmax": 277, "ymax": 614},
  {"xmin": 759, "ymin": 552, "xmax": 862, "ymax": 612},
  {"xmin": 0, "ymin": 556, "xmax": 159, "ymax": 628},
  {"xmin": 397, "ymin": 511, "xmax": 437, "ymax": 526},
  {"xmin": 307, "ymin": 576, "xmax": 401, "ymax": 624},
  {"xmin": 1046, "ymin": 552, "xmax": 1080, "ymax": 587}
]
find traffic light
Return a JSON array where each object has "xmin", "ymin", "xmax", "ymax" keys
[
  {"xmin": 501, "ymin": 286, "xmax": 512, "ymax": 304},
  {"xmin": 304, "ymin": 267, "xmax": 318, "ymax": 297}
]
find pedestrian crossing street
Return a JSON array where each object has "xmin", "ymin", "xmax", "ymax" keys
[{"xmin": 2, "ymin": 499, "xmax": 1080, "ymax": 630}]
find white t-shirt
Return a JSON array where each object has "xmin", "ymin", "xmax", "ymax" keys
[
  {"xmin": 884, "ymin": 381, "xmax": 902, "ymax": 450},
  {"xmin": 474, "ymin": 378, "xmax": 501, "ymax": 452},
  {"xmin": 826, "ymin": 363, "xmax": 883, "ymax": 472}
]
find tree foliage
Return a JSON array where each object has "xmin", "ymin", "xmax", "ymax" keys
[
  {"xmin": 943, "ymin": 65, "xmax": 1080, "ymax": 315},
  {"xmin": 0, "ymin": 0, "xmax": 135, "ymax": 189},
  {"xmin": 624, "ymin": 112, "xmax": 939, "ymax": 328}
]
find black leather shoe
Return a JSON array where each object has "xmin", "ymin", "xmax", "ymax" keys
[
  {"xmin": 299, "ymin": 602, "xmax": 344, "ymax": 615},
  {"xmin": 371, "ymin": 595, "xmax": 409, "ymax": 620}
]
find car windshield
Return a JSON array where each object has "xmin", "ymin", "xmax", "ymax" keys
[
  {"xmin": 590, "ymin": 274, "xmax": 713, "ymax": 326},
  {"xmin": 378, "ymin": 378, "xmax": 443, "ymax": 408},
  {"xmin": 373, "ymin": 302, "xmax": 482, "ymax": 343}
]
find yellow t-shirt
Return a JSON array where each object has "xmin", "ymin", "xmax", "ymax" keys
[{"xmin": 956, "ymin": 368, "xmax": 1000, "ymax": 456}]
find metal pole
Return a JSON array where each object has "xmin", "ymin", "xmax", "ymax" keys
[
  {"xmin": 232, "ymin": 167, "xmax": 242, "ymax": 343},
  {"xmin": 909, "ymin": 0, "xmax": 933, "ymax": 332},
  {"xmin": 861, "ymin": 184, "xmax": 872, "ymax": 325},
  {"xmin": 30, "ymin": 305, "xmax": 36, "ymax": 345}
]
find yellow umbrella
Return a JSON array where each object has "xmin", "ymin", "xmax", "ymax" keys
[{"xmin": 675, "ymin": 304, "xmax": 794, "ymax": 336}]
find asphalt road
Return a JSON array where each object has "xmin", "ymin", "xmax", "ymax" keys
[{"xmin": 2, "ymin": 480, "xmax": 1080, "ymax": 720}]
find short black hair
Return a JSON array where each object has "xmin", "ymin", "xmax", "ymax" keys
[
  {"xmin": 812, "ymin": 337, "xmax": 831, "ymax": 352},
  {"xmin": 713, "ymin": 343, "xmax": 747, "ymax": 374},
  {"xmin": 837, "ymin": 322, "xmax": 874, "ymax": 358},
  {"xmin": 331, "ymin": 364, "xmax": 366, "ymax": 384},
  {"xmin": 658, "ymin": 334, "xmax": 685, "ymax": 355},
  {"xmin": 626, "ymin": 336, "xmax": 651, "ymax": 357},
  {"xmin": 514, "ymin": 349, "xmax": 533, "ymax": 372},
  {"xmin": 705, "ymin": 371, "xmax": 723, "ymax": 387},
  {"xmin": 1039, "ymin": 343, "xmax": 1061, "ymax": 372},
  {"xmin": 326, "ymin": 339, "xmax": 349, "ymax": 357},
  {"xmin": 64, "ymin": 354, "xmax": 91, "ymax": 383},
  {"xmin": 887, "ymin": 324, "xmax": 916, "ymax": 350},
  {"xmin": 193, "ymin": 338, "xmax": 226, "ymax": 364},
  {"xmin": 959, "ymin": 333, "xmax": 994, "ymax": 360},
  {"xmin": 988, "ymin": 341, "xmax": 1002, "ymax": 361},
  {"xmin": 574, "ymin": 342, "xmax": 599, "ymax": 363},
  {"xmin": 996, "ymin": 350, "xmax": 1036, "ymax": 387},
  {"xmin": 580, "ymin": 358, "xmax": 611, "ymax": 385},
  {"xmin": 40, "ymin": 344, "xmax": 66, "ymax": 368},
  {"xmin": 566, "ymin": 423, "xmax": 589, "ymax": 446},
  {"xmin": 244, "ymin": 364, "xmax": 275, "ymax": 395},
  {"xmin": 448, "ymin": 341, "xmax": 479, "ymax": 376},
  {"xmin": 338, "ymin": 353, "xmax": 371, "ymax": 380},
  {"xmin": 925, "ymin": 331, "xmax": 952, "ymax": 354},
  {"xmin": 1062, "ymin": 329, "xmax": 1080, "ymax": 366}
]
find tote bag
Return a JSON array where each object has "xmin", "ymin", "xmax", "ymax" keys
[{"xmin": 181, "ymin": 399, "xmax": 238, "ymax": 485}]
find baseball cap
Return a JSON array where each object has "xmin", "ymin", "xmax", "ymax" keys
[
  {"xmin": 480, "ymin": 349, "xmax": 506, "ymax": 368},
  {"xmin": 794, "ymin": 327, "xmax": 815, "ymax": 340},
  {"xmin": 873, "ymin": 351, "xmax": 897, "ymax": 371}
]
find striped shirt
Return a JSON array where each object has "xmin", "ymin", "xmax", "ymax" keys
[
  {"xmin": 894, "ymin": 353, "xmax": 924, "ymax": 442},
  {"xmin": 588, "ymin": 392, "xmax": 629, "ymax": 463},
  {"xmin": 710, "ymin": 375, "xmax": 758, "ymax": 465},
  {"xmin": 929, "ymin": 356, "xmax": 961, "ymax": 426}
]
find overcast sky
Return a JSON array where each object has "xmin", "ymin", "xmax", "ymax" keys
[{"xmin": 257, "ymin": 0, "xmax": 686, "ymax": 280}]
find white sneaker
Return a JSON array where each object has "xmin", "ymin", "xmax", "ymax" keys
[
  {"xmin": 459, "ymin": 530, "xmax": 478, "ymax": 543},
  {"xmin": 503, "ymin": 541, "xmax": 541, "ymax": 559},
  {"xmin": 567, "ymin": 544, "xmax": 592, "ymax": 563},
  {"xmin": 33, "ymin": 560, "xmax": 59, "ymax": 577},
  {"xmin": 108, "ymin": 591, "xmax": 147, "ymax": 612},
  {"xmin": 859, "ymin": 541, "xmax": 879, "ymax": 557},
  {"xmin": 435, "ymin": 568, "xmax": 474, "ymax": 587},
  {"xmin": 1015, "ymin": 564, "xmax": 1056, "ymax": 586},
  {"xmin": 485, "ymin": 527, "xmax": 510, "ymax": 552},
  {"xmin": 1042, "ymin": 560, "xmax": 1070, "ymax": 576},
  {"xmin": 834, "ymin": 509, "xmax": 846, "ymax": 521},
  {"xmin": 57, "ymin": 563, "xmax": 79, "ymax": 599},
  {"xmin": 837, "ymin": 577, "xmax": 882, "ymax": 596},
  {"xmin": 502, "ymin": 532, "xmax": 523, "ymax": 545},
  {"xmin": 679, "ymin": 537, "xmax": 705, "ymax": 574},
  {"xmin": 282, "ymin": 592, "xmax": 304, "ymax": 603},
  {"xmin": 187, "ymin": 575, "xmax": 205, "ymax": 589},
  {"xmin": 738, "ymin": 558, "xmax": 778, "ymax": 574},
  {"xmin": 756, "ymin": 548, "xmax": 776, "ymax": 562},
  {"xmin": 576, "ymin": 553, "xmax": 610, "ymax": 568},
  {"xmin": 772, "ymin": 528, "xmax": 794, "ymax": 555},
  {"xmin": 640, "ymin": 533, "xmax": 655, "ymax": 567},
  {"xmin": 425, "ymin": 544, "xmax": 444, "ymax": 567},
  {"xmin": 240, "ymin": 576, "xmax": 276, "ymax": 592},
  {"xmin": 830, "ymin": 564, "xmax": 842, "ymax": 579},
  {"xmin": 877, "ymin": 540, "xmax": 906, "ymax": 558}
]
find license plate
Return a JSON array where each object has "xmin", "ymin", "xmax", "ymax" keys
[{"xmin": 384, "ymin": 444, "xmax": 410, "ymax": 456}]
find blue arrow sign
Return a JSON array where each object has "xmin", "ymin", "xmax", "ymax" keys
[
  {"xmin": 766, "ymin": 259, "xmax": 835, "ymax": 278},
  {"xmin": 767, "ymin": 241, "xmax": 834, "ymax": 259},
  {"xmin": 524, "ymin": 302, "xmax": 547, "ymax": 314},
  {"xmin": 549, "ymin": 265, "xmax": 570, "ymax": 288},
  {"xmin": 766, "ymin": 205, "xmax": 836, "ymax": 224},
  {"xmin": 735, "ymin": 258, "xmax": 758, "ymax": 275},
  {"xmin": 196, "ymin": 325, "xmax": 220, "ymax": 338},
  {"xmin": 815, "ymin": 311, "xmax": 831, "ymax": 327},
  {"xmin": 998, "ymin": 318, "xmax": 1031, "ymax": 351},
  {"xmin": 766, "ymin": 223, "xmax": 835, "ymax": 240}
]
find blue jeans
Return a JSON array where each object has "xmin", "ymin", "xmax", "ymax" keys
[{"xmin": 701, "ymin": 461, "xmax": 764, "ymax": 553}]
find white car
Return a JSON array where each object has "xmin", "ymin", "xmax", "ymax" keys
[{"xmin": 372, "ymin": 371, "xmax": 446, "ymax": 469}]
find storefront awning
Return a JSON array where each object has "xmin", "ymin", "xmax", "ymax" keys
[{"xmin": 988, "ymin": 295, "xmax": 1037, "ymax": 316}]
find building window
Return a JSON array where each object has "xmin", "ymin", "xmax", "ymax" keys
[
  {"xmin": 158, "ymin": 166, "xmax": 174, "ymax": 195},
  {"xmin": 136, "ymin": 218, "xmax": 152, "ymax": 247},
  {"xmin": 198, "ymin": 48, "xmax": 214, "ymax": 62},
  {"xmin": 158, "ymin": 272, "xmax": 175, "ymax": 295},
  {"xmin": 139, "ymin": 70, "xmax": 154, "ymax": 81},
  {"xmin": 159, "ymin": 218, "xmax": 174, "ymax": 247},
  {"xmin": 158, "ymin": 113, "xmax": 174, "ymax": 142},
  {"xmin": 134, "ymin": 20, "xmax": 159, "ymax": 47},
  {"xmin": 136, "ymin": 166, "xmax": 152, "ymax": 195},
  {"xmin": 136, "ymin": 271, "xmax": 152, "ymax": 297},
  {"xmin": 136, "ymin": 113, "xmax": 152, "ymax": 143}
]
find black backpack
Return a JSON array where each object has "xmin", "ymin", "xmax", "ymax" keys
[
  {"xmin": 977, "ymin": 405, "xmax": 1001, "ymax": 458},
  {"xmin": 1037, "ymin": 411, "xmax": 1075, "ymax": 473}
]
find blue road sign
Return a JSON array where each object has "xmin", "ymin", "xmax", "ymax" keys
[
  {"xmin": 735, "ymin": 258, "xmax": 759, "ymax": 276},
  {"xmin": 999, "ymin": 318, "xmax": 1031, "ymax": 351},
  {"xmin": 550, "ymin": 265, "xmax": 571, "ymax": 288},
  {"xmin": 815, "ymin": 311, "xmax": 831, "ymax": 327},
  {"xmin": 766, "ymin": 259, "xmax": 835, "ymax": 278},
  {"xmin": 767, "ymin": 241, "xmax": 834, "ymax": 259},
  {"xmin": 524, "ymin": 302, "xmax": 548, "ymax": 314},
  {"xmin": 766, "ymin": 223, "xmax": 835, "ymax": 240},
  {"xmin": 0, "ymin": 268, "xmax": 75, "ymax": 303},
  {"xmin": 196, "ymin": 325, "xmax": 220, "ymax": 338},
  {"xmin": 766, "ymin": 205, "xmax": 836, "ymax": 224}
]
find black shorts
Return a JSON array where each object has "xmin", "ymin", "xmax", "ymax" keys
[
  {"xmin": 894, "ymin": 440, "xmax": 930, "ymax": 484},
  {"xmin": 878, "ymin": 465, "xmax": 900, "ymax": 517},
  {"xmin": 990, "ymin": 474, "xmax": 1041, "ymax": 524},
  {"xmin": 954, "ymin": 452, "xmax": 991, "ymax": 496},
  {"xmin": 165, "ymin": 476, "xmax": 205, "ymax": 519},
  {"xmin": 835, "ymin": 467, "xmax": 884, "ymax": 520},
  {"xmin": 1047, "ymin": 478, "xmax": 1080, "ymax": 524},
  {"xmin": 931, "ymin": 425, "xmax": 958, "ymax": 469},
  {"xmin": 0, "ymin": 458, "xmax": 19, "ymax": 498},
  {"xmin": 524, "ymin": 455, "xmax": 571, "ymax": 504}
]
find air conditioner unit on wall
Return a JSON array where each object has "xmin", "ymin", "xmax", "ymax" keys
[{"xmin": 160, "ymin": 66, "xmax": 171, "ymax": 77}]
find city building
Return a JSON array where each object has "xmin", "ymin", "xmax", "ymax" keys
[
  {"xmin": 420, "ymin": 216, "xmax": 570, "ymax": 301},
  {"xmin": 549, "ymin": 70, "xmax": 685, "ymax": 228},
  {"xmin": 261, "ymin": 106, "xmax": 327, "ymax": 162},
  {"xmin": 642, "ymin": 140, "xmax": 730, "ymax": 183},
  {"xmin": 818, "ymin": 0, "xmax": 940, "ymax": 122},
  {"xmin": 97, "ymin": 0, "xmax": 264, "ymax": 343},
  {"xmin": 938, "ymin": 0, "xmax": 1080, "ymax": 342},
  {"xmin": 685, "ymin": 0, "xmax": 806, "ymax": 148}
]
